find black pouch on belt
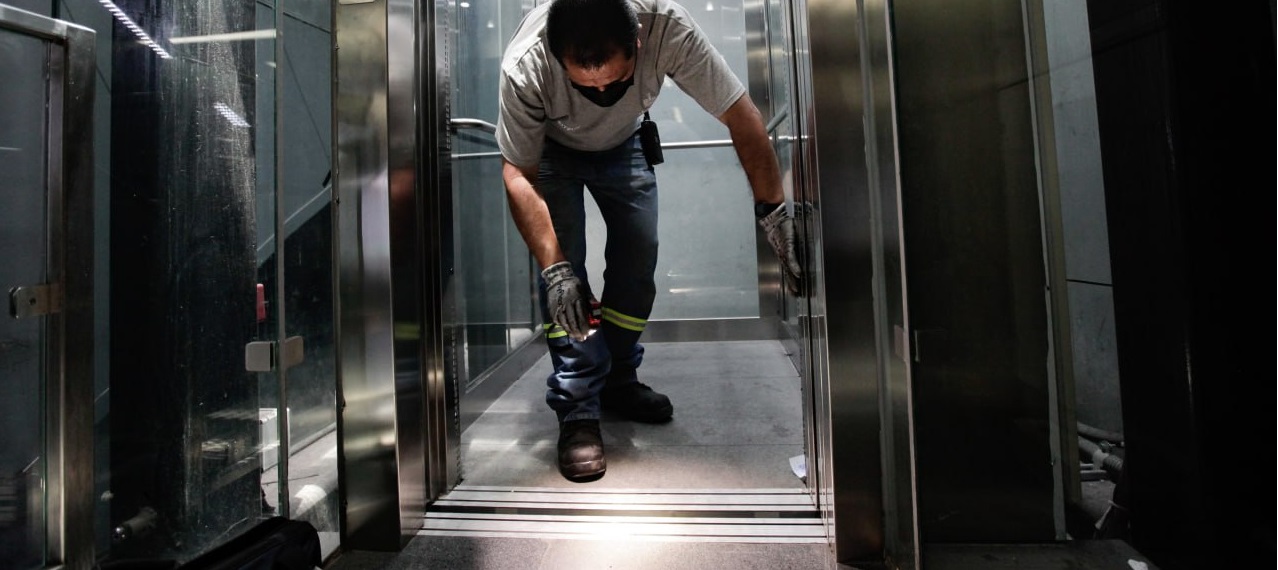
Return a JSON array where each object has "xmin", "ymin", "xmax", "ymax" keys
[{"xmin": 639, "ymin": 111, "xmax": 664, "ymax": 166}]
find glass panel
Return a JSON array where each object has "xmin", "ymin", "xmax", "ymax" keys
[
  {"xmin": 276, "ymin": 1, "xmax": 341, "ymax": 558},
  {"xmin": 84, "ymin": 0, "xmax": 281, "ymax": 563},
  {"xmin": 0, "ymin": 28, "xmax": 51, "ymax": 570},
  {"xmin": 450, "ymin": 0, "xmax": 538, "ymax": 388},
  {"xmin": 586, "ymin": 0, "xmax": 760, "ymax": 320}
]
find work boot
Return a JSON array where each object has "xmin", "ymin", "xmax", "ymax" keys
[
  {"xmin": 557, "ymin": 419, "xmax": 606, "ymax": 482},
  {"xmin": 601, "ymin": 382, "xmax": 673, "ymax": 423}
]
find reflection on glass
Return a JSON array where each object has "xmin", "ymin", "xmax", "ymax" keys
[{"xmin": 0, "ymin": 28, "xmax": 50, "ymax": 570}]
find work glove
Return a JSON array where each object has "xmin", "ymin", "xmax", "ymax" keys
[
  {"xmin": 542, "ymin": 261, "xmax": 593, "ymax": 341},
  {"xmin": 757, "ymin": 202, "xmax": 804, "ymax": 296}
]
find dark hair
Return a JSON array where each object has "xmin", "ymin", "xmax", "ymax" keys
[{"xmin": 546, "ymin": 0, "xmax": 639, "ymax": 68}]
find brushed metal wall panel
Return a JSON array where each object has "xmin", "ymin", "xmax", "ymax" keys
[
  {"xmin": 799, "ymin": 0, "xmax": 888, "ymax": 563},
  {"xmin": 859, "ymin": 0, "xmax": 919, "ymax": 566},
  {"xmin": 335, "ymin": 0, "xmax": 425, "ymax": 550},
  {"xmin": 892, "ymin": 0, "xmax": 1057, "ymax": 544}
]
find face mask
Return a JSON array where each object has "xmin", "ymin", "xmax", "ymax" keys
[{"xmin": 571, "ymin": 75, "xmax": 634, "ymax": 108}]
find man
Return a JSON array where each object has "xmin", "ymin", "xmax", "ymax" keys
[{"xmin": 497, "ymin": 0, "xmax": 802, "ymax": 482}]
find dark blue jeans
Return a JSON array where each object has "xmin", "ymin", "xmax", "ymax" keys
[{"xmin": 538, "ymin": 132, "xmax": 658, "ymax": 422}]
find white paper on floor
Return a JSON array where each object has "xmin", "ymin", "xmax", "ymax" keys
[{"xmin": 789, "ymin": 454, "xmax": 807, "ymax": 479}]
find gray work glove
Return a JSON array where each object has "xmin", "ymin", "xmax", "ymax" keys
[
  {"xmin": 542, "ymin": 261, "xmax": 592, "ymax": 341},
  {"xmin": 757, "ymin": 203, "xmax": 804, "ymax": 296}
]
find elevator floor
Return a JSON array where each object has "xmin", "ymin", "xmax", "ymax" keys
[
  {"xmin": 327, "ymin": 339, "xmax": 832, "ymax": 569},
  {"xmin": 459, "ymin": 339, "xmax": 809, "ymax": 489}
]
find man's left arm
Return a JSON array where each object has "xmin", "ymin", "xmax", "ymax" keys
[
  {"xmin": 719, "ymin": 94, "xmax": 784, "ymax": 205},
  {"xmin": 719, "ymin": 94, "xmax": 804, "ymax": 295}
]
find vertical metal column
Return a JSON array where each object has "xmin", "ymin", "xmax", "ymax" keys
[
  {"xmin": 792, "ymin": 0, "xmax": 896, "ymax": 564},
  {"xmin": 334, "ymin": 0, "xmax": 428, "ymax": 550},
  {"xmin": 418, "ymin": 0, "xmax": 459, "ymax": 499}
]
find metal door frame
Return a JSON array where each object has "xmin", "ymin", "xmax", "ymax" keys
[
  {"xmin": 333, "ymin": 1, "xmax": 928, "ymax": 564},
  {"xmin": 0, "ymin": 4, "xmax": 96, "ymax": 568}
]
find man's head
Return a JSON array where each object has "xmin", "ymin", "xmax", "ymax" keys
[
  {"xmin": 547, "ymin": 0, "xmax": 639, "ymax": 69},
  {"xmin": 548, "ymin": 0, "xmax": 641, "ymax": 106}
]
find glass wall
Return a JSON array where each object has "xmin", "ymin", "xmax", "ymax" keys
[
  {"xmin": 5, "ymin": 0, "xmax": 347, "ymax": 564},
  {"xmin": 258, "ymin": 0, "xmax": 340, "ymax": 556}
]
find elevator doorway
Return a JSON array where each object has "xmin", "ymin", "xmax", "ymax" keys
[{"xmin": 432, "ymin": 0, "xmax": 824, "ymax": 542}]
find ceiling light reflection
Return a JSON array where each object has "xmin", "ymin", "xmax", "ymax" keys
[
  {"xmin": 214, "ymin": 102, "xmax": 251, "ymax": 128},
  {"xmin": 98, "ymin": 0, "xmax": 172, "ymax": 59},
  {"xmin": 170, "ymin": 29, "xmax": 277, "ymax": 45}
]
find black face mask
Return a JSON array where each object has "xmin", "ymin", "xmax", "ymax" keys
[{"xmin": 571, "ymin": 75, "xmax": 634, "ymax": 107}]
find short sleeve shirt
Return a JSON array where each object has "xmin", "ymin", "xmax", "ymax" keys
[{"xmin": 496, "ymin": 0, "xmax": 747, "ymax": 168}]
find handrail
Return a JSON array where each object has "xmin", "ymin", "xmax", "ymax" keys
[
  {"xmin": 765, "ymin": 105, "xmax": 789, "ymax": 135},
  {"xmin": 448, "ymin": 107, "xmax": 797, "ymax": 160},
  {"xmin": 450, "ymin": 118, "xmax": 498, "ymax": 134}
]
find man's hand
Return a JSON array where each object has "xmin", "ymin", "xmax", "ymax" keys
[
  {"xmin": 757, "ymin": 203, "xmax": 803, "ymax": 296},
  {"xmin": 542, "ymin": 261, "xmax": 593, "ymax": 341}
]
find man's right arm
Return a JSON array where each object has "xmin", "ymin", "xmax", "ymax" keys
[
  {"xmin": 503, "ymin": 159, "xmax": 565, "ymax": 270},
  {"xmin": 504, "ymin": 159, "xmax": 594, "ymax": 340}
]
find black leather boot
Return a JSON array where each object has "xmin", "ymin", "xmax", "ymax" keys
[
  {"xmin": 601, "ymin": 382, "xmax": 673, "ymax": 423},
  {"xmin": 558, "ymin": 419, "xmax": 605, "ymax": 481}
]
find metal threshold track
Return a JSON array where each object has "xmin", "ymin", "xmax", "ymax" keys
[{"xmin": 423, "ymin": 486, "xmax": 824, "ymax": 543}]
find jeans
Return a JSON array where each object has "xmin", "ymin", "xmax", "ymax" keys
[{"xmin": 538, "ymin": 131, "xmax": 658, "ymax": 422}]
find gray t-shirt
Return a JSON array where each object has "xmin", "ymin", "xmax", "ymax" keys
[{"xmin": 497, "ymin": 0, "xmax": 746, "ymax": 168}]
